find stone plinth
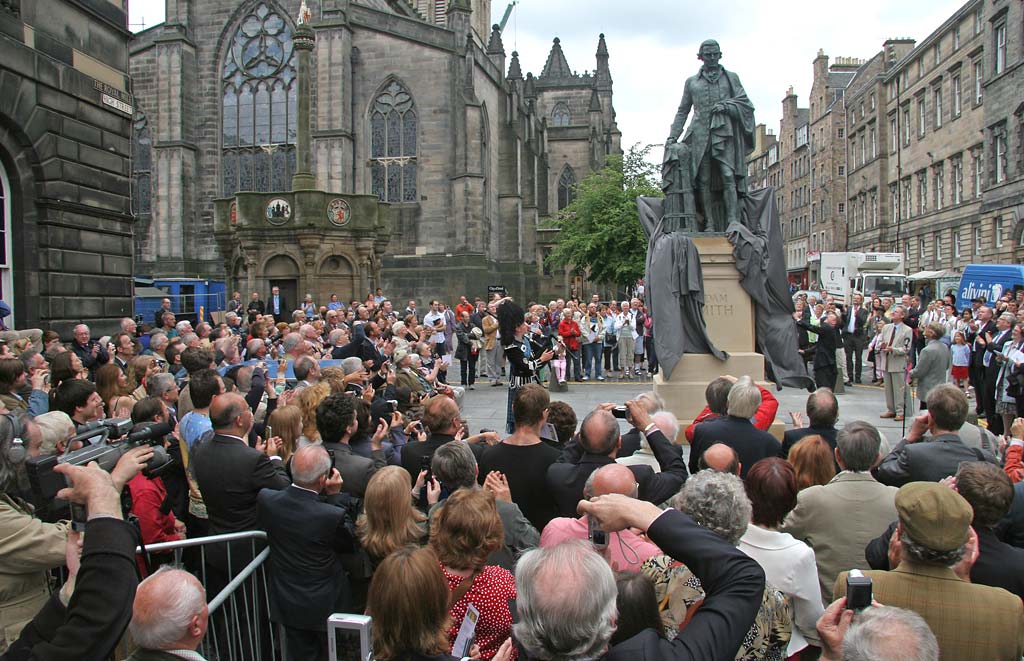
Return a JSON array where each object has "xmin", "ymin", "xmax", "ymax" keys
[{"xmin": 655, "ymin": 237, "xmax": 785, "ymax": 441}]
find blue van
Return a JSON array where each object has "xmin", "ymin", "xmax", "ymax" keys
[{"xmin": 956, "ymin": 264, "xmax": 1024, "ymax": 310}]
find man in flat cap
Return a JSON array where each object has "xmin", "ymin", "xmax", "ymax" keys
[{"xmin": 835, "ymin": 482, "xmax": 1024, "ymax": 661}]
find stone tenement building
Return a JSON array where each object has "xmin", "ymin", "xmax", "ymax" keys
[
  {"xmin": 756, "ymin": 0, "xmax": 1024, "ymax": 291},
  {"xmin": 0, "ymin": 1, "xmax": 133, "ymax": 335},
  {"xmin": 842, "ymin": 38, "xmax": 915, "ymax": 259},
  {"xmin": 867, "ymin": 0, "xmax": 988, "ymax": 274},
  {"xmin": 129, "ymin": 0, "xmax": 620, "ymax": 306},
  {"xmin": 977, "ymin": 0, "xmax": 1024, "ymax": 267},
  {"xmin": 747, "ymin": 52, "xmax": 860, "ymax": 289}
]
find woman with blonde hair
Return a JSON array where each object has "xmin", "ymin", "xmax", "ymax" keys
[
  {"xmin": 296, "ymin": 381, "xmax": 331, "ymax": 443},
  {"xmin": 787, "ymin": 435, "xmax": 836, "ymax": 491},
  {"xmin": 357, "ymin": 466, "xmax": 427, "ymax": 566},
  {"xmin": 430, "ymin": 488, "xmax": 516, "ymax": 660},
  {"xmin": 127, "ymin": 355, "xmax": 159, "ymax": 401},
  {"xmin": 265, "ymin": 405, "xmax": 303, "ymax": 464}
]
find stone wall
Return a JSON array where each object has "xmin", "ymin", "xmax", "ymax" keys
[{"xmin": 0, "ymin": 1, "xmax": 132, "ymax": 336}]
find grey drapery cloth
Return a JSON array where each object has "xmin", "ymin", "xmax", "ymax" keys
[
  {"xmin": 636, "ymin": 189, "xmax": 814, "ymax": 390},
  {"xmin": 637, "ymin": 197, "xmax": 727, "ymax": 380},
  {"xmin": 727, "ymin": 188, "xmax": 815, "ymax": 391}
]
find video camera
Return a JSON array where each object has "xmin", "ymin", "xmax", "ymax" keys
[{"xmin": 26, "ymin": 420, "xmax": 174, "ymax": 506}]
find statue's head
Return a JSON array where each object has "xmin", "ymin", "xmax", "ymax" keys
[{"xmin": 697, "ymin": 39, "xmax": 722, "ymax": 66}]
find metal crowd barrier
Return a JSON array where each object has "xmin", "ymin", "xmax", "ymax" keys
[{"xmin": 137, "ymin": 531, "xmax": 278, "ymax": 661}]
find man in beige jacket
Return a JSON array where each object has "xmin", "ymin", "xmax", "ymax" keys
[
  {"xmin": 783, "ymin": 420, "xmax": 898, "ymax": 603},
  {"xmin": 481, "ymin": 302, "xmax": 502, "ymax": 387},
  {"xmin": 0, "ymin": 415, "xmax": 69, "ymax": 652}
]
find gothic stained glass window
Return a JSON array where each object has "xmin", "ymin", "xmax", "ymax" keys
[
  {"xmin": 132, "ymin": 114, "xmax": 153, "ymax": 215},
  {"xmin": 369, "ymin": 80, "xmax": 417, "ymax": 202},
  {"xmin": 557, "ymin": 166, "xmax": 576, "ymax": 210},
  {"xmin": 221, "ymin": 2, "xmax": 296, "ymax": 195}
]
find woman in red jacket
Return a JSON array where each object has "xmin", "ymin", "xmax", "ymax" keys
[{"xmin": 557, "ymin": 310, "xmax": 582, "ymax": 383}]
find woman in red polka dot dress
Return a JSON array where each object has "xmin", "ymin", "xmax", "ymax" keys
[{"xmin": 430, "ymin": 488, "xmax": 518, "ymax": 660}]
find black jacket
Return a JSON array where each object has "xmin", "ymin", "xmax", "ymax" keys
[
  {"xmin": 689, "ymin": 415, "xmax": 782, "ymax": 478},
  {"xmin": 193, "ymin": 433, "xmax": 290, "ymax": 534},
  {"xmin": 601, "ymin": 510, "xmax": 765, "ymax": 661},
  {"xmin": 970, "ymin": 320, "xmax": 998, "ymax": 368},
  {"xmin": 323, "ymin": 441, "xmax": 386, "ymax": 498},
  {"xmin": 984, "ymin": 328, "xmax": 1014, "ymax": 377},
  {"xmin": 268, "ymin": 293, "xmax": 289, "ymax": 323},
  {"xmin": 547, "ymin": 430, "xmax": 687, "ymax": 517},
  {"xmin": 70, "ymin": 340, "xmax": 109, "ymax": 378},
  {"xmin": 840, "ymin": 306, "xmax": 870, "ymax": 339},
  {"xmin": 797, "ymin": 319, "xmax": 839, "ymax": 368},
  {"xmin": 257, "ymin": 485, "xmax": 356, "ymax": 629},
  {"xmin": 619, "ymin": 428, "xmax": 642, "ymax": 458},
  {"xmin": 6, "ymin": 518, "xmax": 138, "ymax": 661}
]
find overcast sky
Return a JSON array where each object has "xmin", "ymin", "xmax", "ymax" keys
[{"xmin": 129, "ymin": 0, "xmax": 965, "ymax": 161}]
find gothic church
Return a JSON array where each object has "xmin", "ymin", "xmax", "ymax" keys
[{"xmin": 129, "ymin": 0, "xmax": 620, "ymax": 304}]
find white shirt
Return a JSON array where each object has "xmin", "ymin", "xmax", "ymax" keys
[
  {"xmin": 423, "ymin": 310, "xmax": 446, "ymax": 344},
  {"xmin": 739, "ymin": 524, "xmax": 824, "ymax": 656},
  {"xmin": 615, "ymin": 311, "xmax": 638, "ymax": 340}
]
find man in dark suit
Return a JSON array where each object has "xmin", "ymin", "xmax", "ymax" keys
[
  {"xmin": 874, "ymin": 384, "xmax": 998, "ymax": 487},
  {"xmin": 246, "ymin": 291, "xmax": 265, "ymax": 324},
  {"xmin": 781, "ymin": 388, "xmax": 839, "ymax": 458},
  {"xmin": 268, "ymin": 286, "xmax": 288, "ymax": 324},
  {"xmin": 689, "ymin": 376, "xmax": 782, "ymax": 478},
  {"xmin": 795, "ymin": 310, "xmax": 840, "ymax": 390},
  {"xmin": 546, "ymin": 401, "xmax": 687, "ymax": 517},
  {"xmin": 982, "ymin": 312, "xmax": 1015, "ymax": 434},
  {"xmin": 401, "ymin": 394, "xmax": 470, "ymax": 481},
  {"xmin": 841, "ymin": 295, "xmax": 870, "ymax": 384},
  {"xmin": 192, "ymin": 392, "xmax": 289, "ymax": 659},
  {"xmin": 317, "ymin": 392, "xmax": 386, "ymax": 497},
  {"xmin": 258, "ymin": 444, "xmax": 355, "ymax": 661},
  {"xmin": 968, "ymin": 305, "xmax": 996, "ymax": 416},
  {"xmin": 193, "ymin": 392, "xmax": 289, "ymax": 535}
]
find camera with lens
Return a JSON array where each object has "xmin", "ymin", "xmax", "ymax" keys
[{"xmin": 25, "ymin": 420, "xmax": 174, "ymax": 507}]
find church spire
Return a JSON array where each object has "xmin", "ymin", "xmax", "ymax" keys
[
  {"xmin": 540, "ymin": 37, "xmax": 573, "ymax": 80},
  {"xmin": 595, "ymin": 33, "xmax": 612, "ymax": 90},
  {"xmin": 486, "ymin": 24, "xmax": 504, "ymax": 55},
  {"xmin": 507, "ymin": 50, "xmax": 522, "ymax": 80}
]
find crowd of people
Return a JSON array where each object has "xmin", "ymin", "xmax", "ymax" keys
[
  {"xmin": 1, "ymin": 286, "xmax": 1024, "ymax": 660},
  {"xmin": 793, "ymin": 288, "xmax": 1024, "ymax": 434}
]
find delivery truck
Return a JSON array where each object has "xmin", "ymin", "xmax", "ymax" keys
[{"xmin": 820, "ymin": 252, "xmax": 906, "ymax": 304}]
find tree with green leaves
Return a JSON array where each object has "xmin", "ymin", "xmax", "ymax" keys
[{"xmin": 544, "ymin": 144, "xmax": 663, "ymax": 288}]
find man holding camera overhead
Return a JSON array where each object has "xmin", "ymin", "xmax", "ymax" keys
[{"xmin": 546, "ymin": 400, "xmax": 688, "ymax": 518}]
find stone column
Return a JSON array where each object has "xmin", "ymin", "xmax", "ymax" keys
[{"xmin": 292, "ymin": 23, "xmax": 316, "ymax": 190}]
